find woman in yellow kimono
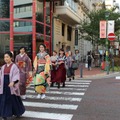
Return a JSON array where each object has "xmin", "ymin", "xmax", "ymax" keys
[{"xmin": 33, "ymin": 44, "xmax": 51, "ymax": 99}]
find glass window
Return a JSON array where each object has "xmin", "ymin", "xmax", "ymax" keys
[
  {"xmin": 67, "ymin": 26, "xmax": 72, "ymax": 41},
  {"xmin": 0, "ymin": 21, "xmax": 10, "ymax": 31},
  {"xmin": 0, "ymin": 0, "xmax": 10, "ymax": 18},
  {"xmin": 14, "ymin": 8, "xmax": 17, "ymax": 13},
  {"xmin": 26, "ymin": 5, "xmax": 32, "ymax": 11},
  {"xmin": 19, "ymin": 22, "xmax": 25, "ymax": 27},
  {"xmin": 14, "ymin": 21, "xmax": 19, "ymax": 27},
  {"xmin": 20, "ymin": 6, "xmax": 25, "ymax": 12},
  {"xmin": 62, "ymin": 23, "xmax": 65, "ymax": 36},
  {"xmin": 16, "ymin": 7, "xmax": 20, "ymax": 13}
]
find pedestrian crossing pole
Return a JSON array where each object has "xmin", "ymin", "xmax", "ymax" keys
[{"xmin": 105, "ymin": 11, "xmax": 110, "ymax": 75}]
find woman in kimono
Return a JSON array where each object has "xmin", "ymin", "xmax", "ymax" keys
[
  {"xmin": 0, "ymin": 51, "xmax": 25, "ymax": 120},
  {"xmin": 50, "ymin": 50, "xmax": 58, "ymax": 87},
  {"xmin": 55, "ymin": 49, "xmax": 67, "ymax": 88},
  {"xmin": 15, "ymin": 47, "xmax": 32, "ymax": 100},
  {"xmin": 33, "ymin": 44, "xmax": 51, "ymax": 99},
  {"xmin": 66, "ymin": 51, "xmax": 75, "ymax": 81}
]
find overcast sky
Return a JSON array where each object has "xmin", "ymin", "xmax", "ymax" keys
[{"xmin": 116, "ymin": 0, "xmax": 120, "ymax": 6}]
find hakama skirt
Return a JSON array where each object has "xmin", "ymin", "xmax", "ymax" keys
[{"xmin": 0, "ymin": 75, "xmax": 25, "ymax": 117}]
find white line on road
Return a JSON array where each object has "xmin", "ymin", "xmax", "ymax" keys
[
  {"xmin": 50, "ymin": 87, "xmax": 87, "ymax": 91},
  {"xmin": 64, "ymin": 82, "xmax": 90, "ymax": 85},
  {"xmin": 70, "ymin": 80, "xmax": 92, "ymax": 82},
  {"xmin": 23, "ymin": 111, "xmax": 73, "ymax": 120},
  {"xmin": 23, "ymin": 101, "xmax": 78, "ymax": 110},
  {"xmin": 26, "ymin": 95, "xmax": 82, "ymax": 102},
  {"xmin": 116, "ymin": 76, "xmax": 120, "ymax": 79},
  {"xmin": 27, "ymin": 90, "xmax": 85, "ymax": 96},
  {"xmin": 66, "ymin": 85, "xmax": 89, "ymax": 87}
]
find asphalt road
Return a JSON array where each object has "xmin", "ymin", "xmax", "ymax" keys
[
  {"xmin": 73, "ymin": 77, "xmax": 120, "ymax": 120},
  {"xmin": 1, "ymin": 77, "xmax": 120, "ymax": 120}
]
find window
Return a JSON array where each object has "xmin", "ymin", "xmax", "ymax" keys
[
  {"xmin": 16, "ymin": 8, "xmax": 20, "ymax": 13},
  {"xmin": 20, "ymin": 6, "xmax": 25, "ymax": 12},
  {"xmin": 67, "ymin": 26, "xmax": 72, "ymax": 41},
  {"xmin": 14, "ymin": 22, "xmax": 19, "ymax": 27},
  {"xmin": 75, "ymin": 29, "xmax": 78, "ymax": 45},
  {"xmin": 26, "ymin": 6, "xmax": 32, "ymax": 11},
  {"xmin": 62, "ymin": 23, "xmax": 65, "ymax": 36}
]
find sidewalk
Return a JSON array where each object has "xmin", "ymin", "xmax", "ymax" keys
[{"xmin": 75, "ymin": 65, "xmax": 119, "ymax": 79}]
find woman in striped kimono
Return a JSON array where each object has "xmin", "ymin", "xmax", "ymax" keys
[{"xmin": 33, "ymin": 44, "xmax": 51, "ymax": 99}]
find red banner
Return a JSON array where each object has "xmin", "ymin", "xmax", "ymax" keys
[{"xmin": 100, "ymin": 21, "xmax": 106, "ymax": 38}]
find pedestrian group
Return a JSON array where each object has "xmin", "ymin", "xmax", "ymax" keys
[{"xmin": 0, "ymin": 44, "xmax": 80, "ymax": 120}]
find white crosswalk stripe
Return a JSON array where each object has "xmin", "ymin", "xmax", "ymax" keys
[
  {"xmin": 23, "ymin": 111, "xmax": 73, "ymax": 120},
  {"xmin": 23, "ymin": 101, "xmax": 78, "ymax": 110},
  {"xmin": 22, "ymin": 79, "xmax": 92, "ymax": 120},
  {"xmin": 27, "ymin": 90, "xmax": 85, "ymax": 96}
]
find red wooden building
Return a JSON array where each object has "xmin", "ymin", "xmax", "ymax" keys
[{"xmin": 0, "ymin": 0, "xmax": 59, "ymax": 61}]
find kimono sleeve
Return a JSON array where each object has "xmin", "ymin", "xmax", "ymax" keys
[
  {"xmin": 0, "ymin": 69, "xmax": 1, "ymax": 85},
  {"xmin": 12, "ymin": 65, "xmax": 20, "ymax": 82},
  {"xmin": 44, "ymin": 54, "xmax": 51, "ymax": 74},
  {"xmin": 26, "ymin": 56, "xmax": 32, "ymax": 72},
  {"xmin": 33, "ymin": 56, "xmax": 37, "ymax": 71},
  {"xmin": 15, "ymin": 55, "xmax": 18, "ymax": 63}
]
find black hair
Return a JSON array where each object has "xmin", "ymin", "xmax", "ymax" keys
[
  {"xmin": 53, "ymin": 50, "xmax": 57, "ymax": 54},
  {"xmin": 75, "ymin": 49, "xmax": 79, "ymax": 53},
  {"xmin": 39, "ymin": 44, "xmax": 46, "ymax": 49},
  {"xmin": 4, "ymin": 51, "xmax": 13, "ymax": 58},
  {"xmin": 59, "ymin": 48, "xmax": 65, "ymax": 56},
  {"xmin": 19, "ymin": 46, "xmax": 26, "ymax": 52}
]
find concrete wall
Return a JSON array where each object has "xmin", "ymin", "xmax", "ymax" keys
[
  {"xmin": 14, "ymin": 11, "xmax": 32, "ymax": 18},
  {"xmin": 14, "ymin": 0, "xmax": 32, "ymax": 6},
  {"xmin": 14, "ymin": 26, "xmax": 32, "ymax": 32}
]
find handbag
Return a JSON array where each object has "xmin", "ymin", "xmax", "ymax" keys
[
  {"xmin": 85, "ymin": 63, "xmax": 88, "ymax": 68},
  {"xmin": 72, "ymin": 62, "xmax": 78, "ymax": 70}
]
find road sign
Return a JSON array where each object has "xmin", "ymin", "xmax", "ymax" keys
[{"xmin": 108, "ymin": 33, "xmax": 116, "ymax": 41}]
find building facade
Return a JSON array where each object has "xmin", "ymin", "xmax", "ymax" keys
[
  {"xmin": 0, "ymin": 0, "xmax": 54, "ymax": 61},
  {"xmin": 53, "ymin": 0, "xmax": 81, "ymax": 52}
]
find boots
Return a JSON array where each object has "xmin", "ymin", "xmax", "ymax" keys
[
  {"xmin": 57, "ymin": 83, "xmax": 60, "ymax": 89},
  {"xmin": 50, "ymin": 82, "xmax": 54, "ymax": 87},
  {"xmin": 62, "ymin": 82, "xmax": 65, "ymax": 87}
]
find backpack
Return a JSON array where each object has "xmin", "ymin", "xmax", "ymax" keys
[{"xmin": 88, "ymin": 55, "xmax": 92, "ymax": 61}]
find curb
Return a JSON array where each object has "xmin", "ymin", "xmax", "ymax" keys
[{"xmin": 75, "ymin": 72, "xmax": 120, "ymax": 80}]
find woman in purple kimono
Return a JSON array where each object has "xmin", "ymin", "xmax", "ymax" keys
[
  {"xmin": 15, "ymin": 47, "xmax": 32, "ymax": 99},
  {"xmin": 0, "ymin": 51, "xmax": 25, "ymax": 120}
]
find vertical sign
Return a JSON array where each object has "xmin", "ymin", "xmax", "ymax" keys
[
  {"xmin": 100, "ymin": 20, "xmax": 106, "ymax": 38},
  {"xmin": 75, "ymin": 29, "xmax": 78, "ymax": 45},
  {"xmin": 107, "ymin": 20, "xmax": 115, "ymax": 35},
  {"xmin": 105, "ymin": 0, "xmax": 113, "ymax": 9}
]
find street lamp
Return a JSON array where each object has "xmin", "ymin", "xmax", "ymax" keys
[{"xmin": 105, "ymin": 11, "xmax": 110, "ymax": 74}]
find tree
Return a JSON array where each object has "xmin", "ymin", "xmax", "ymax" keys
[{"xmin": 79, "ymin": 8, "xmax": 120, "ymax": 46}]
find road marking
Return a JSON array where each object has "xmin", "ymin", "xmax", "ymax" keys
[
  {"xmin": 23, "ymin": 101, "xmax": 78, "ymax": 110},
  {"xmin": 63, "ymin": 82, "xmax": 90, "ymax": 85},
  {"xmin": 27, "ymin": 90, "xmax": 85, "ymax": 96},
  {"xmin": 23, "ymin": 111, "xmax": 73, "ymax": 120},
  {"xmin": 71, "ymin": 80, "xmax": 92, "ymax": 82},
  {"xmin": 50, "ymin": 87, "xmax": 87, "ymax": 91},
  {"xmin": 26, "ymin": 95, "xmax": 82, "ymax": 102},
  {"xmin": 116, "ymin": 76, "xmax": 120, "ymax": 79},
  {"xmin": 66, "ymin": 85, "xmax": 89, "ymax": 87}
]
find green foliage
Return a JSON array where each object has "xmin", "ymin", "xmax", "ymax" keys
[{"xmin": 79, "ymin": 8, "xmax": 120, "ymax": 45}]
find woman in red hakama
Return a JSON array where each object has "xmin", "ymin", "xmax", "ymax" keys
[
  {"xmin": 55, "ymin": 49, "xmax": 67, "ymax": 88},
  {"xmin": 50, "ymin": 50, "xmax": 58, "ymax": 87}
]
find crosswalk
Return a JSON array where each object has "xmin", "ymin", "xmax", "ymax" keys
[{"xmin": 21, "ymin": 79, "xmax": 92, "ymax": 120}]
